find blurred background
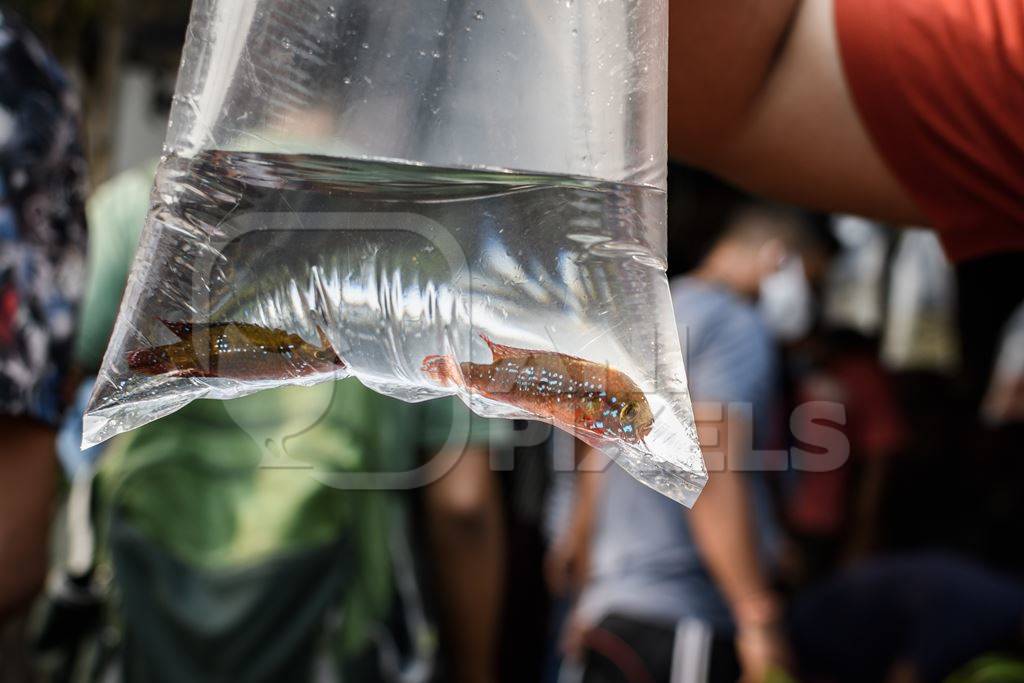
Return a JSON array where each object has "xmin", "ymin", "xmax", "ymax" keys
[{"xmin": 1, "ymin": 2, "xmax": 1023, "ymax": 683}]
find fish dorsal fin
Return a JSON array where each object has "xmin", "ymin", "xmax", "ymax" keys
[
  {"xmin": 317, "ymin": 327, "xmax": 346, "ymax": 356},
  {"xmin": 159, "ymin": 318, "xmax": 192, "ymax": 339},
  {"xmin": 480, "ymin": 334, "xmax": 529, "ymax": 362}
]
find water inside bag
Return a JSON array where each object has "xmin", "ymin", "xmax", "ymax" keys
[{"xmin": 85, "ymin": 150, "xmax": 706, "ymax": 505}]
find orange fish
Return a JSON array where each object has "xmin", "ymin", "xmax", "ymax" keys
[
  {"xmin": 422, "ymin": 335, "xmax": 654, "ymax": 444},
  {"xmin": 126, "ymin": 320, "xmax": 345, "ymax": 379}
]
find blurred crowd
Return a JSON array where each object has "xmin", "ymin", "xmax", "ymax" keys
[{"xmin": 2, "ymin": 3, "xmax": 1024, "ymax": 683}]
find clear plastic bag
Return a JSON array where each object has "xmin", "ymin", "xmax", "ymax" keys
[{"xmin": 83, "ymin": 0, "xmax": 706, "ymax": 505}]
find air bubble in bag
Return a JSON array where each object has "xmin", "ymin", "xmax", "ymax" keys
[{"xmin": 83, "ymin": 0, "xmax": 707, "ymax": 505}]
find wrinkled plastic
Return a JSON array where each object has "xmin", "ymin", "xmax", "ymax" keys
[{"xmin": 83, "ymin": 0, "xmax": 706, "ymax": 505}]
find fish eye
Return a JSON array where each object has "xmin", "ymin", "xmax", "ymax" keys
[{"xmin": 619, "ymin": 401, "xmax": 638, "ymax": 424}]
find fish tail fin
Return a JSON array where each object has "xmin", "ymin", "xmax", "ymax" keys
[
  {"xmin": 158, "ymin": 318, "xmax": 192, "ymax": 339},
  {"xmin": 479, "ymin": 333, "xmax": 525, "ymax": 362}
]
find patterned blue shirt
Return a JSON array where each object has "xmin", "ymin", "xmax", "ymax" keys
[{"xmin": 0, "ymin": 9, "xmax": 87, "ymax": 425}]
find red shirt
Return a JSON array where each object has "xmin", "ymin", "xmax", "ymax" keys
[
  {"xmin": 787, "ymin": 353, "xmax": 909, "ymax": 535},
  {"xmin": 836, "ymin": 0, "xmax": 1024, "ymax": 262}
]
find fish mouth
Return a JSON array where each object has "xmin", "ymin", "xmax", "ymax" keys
[{"xmin": 631, "ymin": 421, "xmax": 654, "ymax": 447}]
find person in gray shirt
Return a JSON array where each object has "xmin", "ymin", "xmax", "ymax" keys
[{"xmin": 573, "ymin": 205, "xmax": 836, "ymax": 683}]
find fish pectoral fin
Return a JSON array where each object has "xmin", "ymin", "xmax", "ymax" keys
[{"xmin": 479, "ymin": 333, "xmax": 529, "ymax": 362}]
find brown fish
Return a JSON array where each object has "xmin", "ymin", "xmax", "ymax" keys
[
  {"xmin": 422, "ymin": 335, "xmax": 654, "ymax": 444},
  {"xmin": 126, "ymin": 320, "xmax": 345, "ymax": 379}
]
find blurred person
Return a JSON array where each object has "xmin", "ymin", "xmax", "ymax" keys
[
  {"xmin": 74, "ymin": 88, "xmax": 514, "ymax": 680},
  {"xmin": 541, "ymin": 436, "xmax": 606, "ymax": 683},
  {"xmin": 769, "ymin": 217, "xmax": 910, "ymax": 575},
  {"xmin": 84, "ymin": 383, "xmax": 464, "ymax": 682},
  {"xmin": 496, "ymin": 426, "xmax": 563, "ymax": 683},
  {"xmin": 428, "ymin": 420, "xmax": 555, "ymax": 683},
  {"xmin": 788, "ymin": 553, "xmax": 1024, "ymax": 683},
  {"xmin": 569, "ymin": 205, "xmax": 836, "ymax": 683},
  {"xmin": 783, "ymin": 330, "xmax": 910, "ymax": 577},
  {"xmin": 982, "ymin": 301, "xmax": 1024, "ymax": 426},
  {"xmin": 668, "ymin": 0, "xmax": 1024, "ymax": 262},
  {"xmin": 956, "ymin": 253, "xmax": 1024, "ymax": 410},
  {"xmin": 0, "ymin": 7, "xmax": 86, "ymax": 677},
  {"xmin": 53, "ymin": 160, "xmax": 497, "ymax": 682},
  {"xmin": 424, "ymin": 433, "xmax": 506, "ymax": 683},
  {"xmin": 545, "ymin": 444, "xmax": 605, "ymax": 623},
  {"xmin": 969, "ymin": 300, "xmax": 1024, "ymax": 575},
  {"xmin": 879, "ymin": 230, "xmax": 961, "ymax": 374}
]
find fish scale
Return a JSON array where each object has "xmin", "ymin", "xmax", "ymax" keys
[
  {"xmin": 422, "ymin": 335, "xmax": 653, "ymax": 445},
  {"xmin": 126, "ymin": 320, "xmax": 345, "ymax": 380}
]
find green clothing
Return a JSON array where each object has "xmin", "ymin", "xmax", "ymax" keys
[
  {"xmin": 96, "ymin": 381, "xmax": 460, "ymax": 659},
  {"xmin": 75, "ymin": 160, "xmax": 157, "ymax": 372},
  {"xmin": 78, "ymin": 161, "xmax": 493, "ymax": 675}
]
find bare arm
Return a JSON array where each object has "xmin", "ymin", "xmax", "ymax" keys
[
  {"xmin": 545, "ymin": 442, "xmax": 605, "ymax": 597},
  {"xmin": 669, "ymin": 0, "xmax": 925, "ymax": 225},
  {"xmin": 689, "ymin": 445, "xmax": 774, "ymax": 619},
  {"xmin": 0, "ymin": 418, "xmax": 57, "ymax": 619},
  {"xmin": 689, "ymin": 415, "xmax": 787, "ymax": 680},
  {"xmin": 424, "ymin": 445, "xmax": 504, "ymax": 683}
]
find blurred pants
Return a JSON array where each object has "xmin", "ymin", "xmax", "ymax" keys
[{"xmin": 581, "ymin": 615, "xmax": 740, "ymax": 683}]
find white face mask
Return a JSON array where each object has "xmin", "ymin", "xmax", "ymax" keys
[{"xmin": 759, "ymin": 255, "xmax": 814, "ymax": 341}]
